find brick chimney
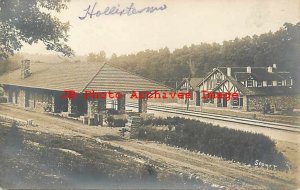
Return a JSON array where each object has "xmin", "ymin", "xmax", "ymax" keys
[
  {"xmin": 21, "ymin": 60, "xmax": 31, "ymax": 79},
  {"xmin": 246, "ymin": 66, "xmax": 251, "ymax": 73},
  {"xmin": 227, "ymin": 67, "xmax": 231, "ymax": 76}
]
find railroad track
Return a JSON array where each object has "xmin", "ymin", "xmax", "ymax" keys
[{"xmin": 124, "ymin": 102, "xmax": 300, "ymax": 133}]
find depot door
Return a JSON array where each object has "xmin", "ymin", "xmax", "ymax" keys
[
  {"xmin": 222, "ymin": 98, "xmax": 227, "ymax": 107},
  {"xmin": 195, "ymin": 91, "xmax": 200, "ymax": 106}
]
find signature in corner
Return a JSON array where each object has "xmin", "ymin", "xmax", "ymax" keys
[{"xmin": 78, "ymin": 2, "xmax": 167, "ymax": 20}]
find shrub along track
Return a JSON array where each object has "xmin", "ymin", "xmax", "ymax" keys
[
  {"xmin": 108, "ymin": 140, "xmax": 294, "ymax": 190},
  {"xmin": 0, "ymin": 104, "xmax": 297, "ymax": 190}
]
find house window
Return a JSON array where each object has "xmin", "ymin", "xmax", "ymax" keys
[
  {"xmin": 247, "ymin": 80, "xmax": 253, "ymax": 87},
  {"xmin": 202, "ymin": 92, "xmax": 209, "ymax": 103},
  {"xmin": 232, "ymin": 95, "xmax": 243, "ymax": 107},
  {"xmin": 257, "ymin": 81, "xmax": 262, "ymax": 87},
  {"xmin": 286, "ymin": 79, "xmax": 292, "ymax": 86},
  {"xmin": 267, "ymin": 81, "xmax": 272, "ymax": 86},
  {"xmin": 239, "ymin": 96, "xmax": 243, "ymax": 107},
  {"xmin": 277, "ymin": 81, "xmax": 282, "ymax": 86},
  {"xmin": 207, "ymin": 80, "xmax": 213, "ymax": 90},
  {"xmin": 216, "ymin": 73, "xmax": 222, "ymax": 85}
]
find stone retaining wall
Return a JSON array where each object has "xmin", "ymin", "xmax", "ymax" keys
[{"xmin": 247, "ymin": 95, "xmax": 300, "ymax": 111}]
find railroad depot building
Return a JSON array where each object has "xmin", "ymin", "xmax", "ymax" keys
[
  {"xmin": 176, "ymin": 77, "xmax": 202, "ymax": 106},
  {"xmin": 0, "ymin": 60, "xmax": 170, "ymax": 123},
  {"xmin": 198, "ymin": 64, "xmax": 299, "ymax": 112}
]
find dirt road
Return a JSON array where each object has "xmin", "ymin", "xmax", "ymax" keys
[{"xmin": 0, "ymin": 104, "xmax": 298, "ymax": 189}]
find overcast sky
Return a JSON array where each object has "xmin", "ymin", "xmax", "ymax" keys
[{"xmin": 21, "ymin": 0, "xmax": 300, "ymax": 57}]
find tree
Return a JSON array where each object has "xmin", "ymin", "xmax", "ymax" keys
[
  {"xmin": 0, "ymin": 53, "xmax": 23, "ymax": 75},
  {"xmin": 0, "ymin": 0, "xmax": 73, "ymax": 60},
  {"xmin": 106, "ymin": 22, "xmax": 299, "ymax": 86},
  {"xmin": 87, "ymin": 51, "xmax": 107, "ymax": 62}
]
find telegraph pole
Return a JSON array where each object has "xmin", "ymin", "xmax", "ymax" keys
[{"xmin": 186, "ymin": 76, "xmax": 191, "ymax": 111}]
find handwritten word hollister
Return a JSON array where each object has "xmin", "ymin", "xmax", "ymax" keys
[{"xmin": 79, "ymin": 2, "xmax": 167, "ymax": 20}]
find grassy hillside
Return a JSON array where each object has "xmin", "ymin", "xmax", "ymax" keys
[{"xmin": 0, "ymin": 121, "xmax": 208, "ymax": 189}]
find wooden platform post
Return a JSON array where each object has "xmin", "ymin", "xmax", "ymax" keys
[
  {"xmin": 87, "ymin": 100, "xmax": 99, "ymax": 125},
  {"xmin": 67, "ymin": 98, "xmax": 76, "ymax": 116},
  {"xmin": 138, "ymin": 96, "xmax": 148, "ymax": 113},
  {"xmin": 51, "ymin": 94, "xmax": 59, "ymax": 113},
  {"xmin": 87, "ymin": 100, "xmax": 99, "ymax": 116}
]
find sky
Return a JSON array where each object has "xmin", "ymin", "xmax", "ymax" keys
[{"xmin": 21, "ymin": 0, "xmax": 300, "ymax": 57}]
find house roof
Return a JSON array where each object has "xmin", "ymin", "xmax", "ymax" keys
[
  {"xmin": 211, "ymin": 77, "xmax": 299, "ymax": 96},
  {"xmin": 0, "ymin": 62, "xmax": 171, "ymax": 92},
  {"xmin": 229, "ymin": 76, "xmax": 298, "ymax": 95},
  {"xmin": 218, "ymin": 67, "xmax": 290, "ymax": 81},
  {"xmin": 190, "ymin": 78, "xmax": 203, "ymax": 90},
  {"xmin": 177, "ymin": 77, "xmax": 203, "ymax": 90}
]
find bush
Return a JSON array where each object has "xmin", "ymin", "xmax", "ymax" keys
[
  {"xmin": 106, "ymin": 116, "xmax": 128, "ymax": 127},
  {"xmin": 135, "ymin": 117, "xmax": 288, "ymax": 170},
  {"xmin": 113, "ymin": 119, "xmax": 128, "ymax": 127},
  {"xmin": 0, "ymin": 96, "xmax": 7, "ymax": 103}
]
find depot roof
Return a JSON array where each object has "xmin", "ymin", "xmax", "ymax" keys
[{"xmin": 0, "ymin": 62, "xmax": 171, "ymax": 92}]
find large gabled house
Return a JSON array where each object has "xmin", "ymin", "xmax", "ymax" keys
[{"xmin": 198, "ymin": 64, "xmax": 299, "ymax": 112}]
